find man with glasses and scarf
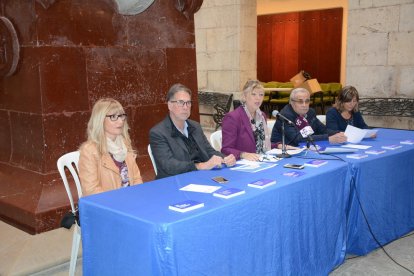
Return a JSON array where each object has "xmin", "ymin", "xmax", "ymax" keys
[
  {"xmin": 271, "ymin": 87, "xmax": 347, "ymax": 147},
  {"xmin": 150, "ymin": 83, "xmax": 236, "ymax": 179}
]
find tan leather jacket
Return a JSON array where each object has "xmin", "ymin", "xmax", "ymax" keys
[{"xmin": 79, "ymin": 141, "xmax": 143, "ymax": 196}]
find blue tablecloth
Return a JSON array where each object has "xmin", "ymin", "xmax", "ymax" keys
[
  {"xmin": 79, "ymin": 128, "xmax": 414, "ymax": 274},
  {"xmin": 80, "ymin": 156, "xmax": 350, "ymax": 275},
  {"xmin": 305, "ymin": 128, "xmax": 414, "ymax": 255},
  {"xmin": 343, "ymin": 128, "xmax": 414, "ymax": 255}
]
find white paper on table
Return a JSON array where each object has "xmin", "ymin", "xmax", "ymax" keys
[
  {"xmin": 345, "ymin": 125, "xmax": 367, "ymax": 144},
  {"xmin": 341, "ymin": 144, "xmax": 372, "ymax": 150},
  {"xmin": 237, "ymin": 155, "xmax": 281, "ymax": 163},
  {"xmin": 266, "ymin": 148, "xmax": 305, "ymax": 156},
  {"xmin": 259, "ymin": 154, "xmax": 282, "ymax": 162},
  {"xmin": 231, "ymin": 160, "xmax": 277, "ymax": 173},
  {"xmin": 236, "ymin": 159, "xmax": 261, "ymax": 165},
  {"xmin": 319, "ymin": 147, "xmax": 358, "ymax": 153},
  {"xmin": 179, "ymin": 184, "xmax": 221, "ymax": 193},
  {"xmin": 364, "ymin": 129, "xmax": 378, "ymax": 138}
]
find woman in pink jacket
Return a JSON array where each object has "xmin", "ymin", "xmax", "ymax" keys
[
  {"xmin": 221, "ymin": 80, "xmax": 277, "ymax": 161},
  {"xmin": 79, "ymin": 98, "xmax": 143, "ymax": 196}
]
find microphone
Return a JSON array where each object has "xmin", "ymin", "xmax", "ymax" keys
[
  {"xmin": 295, "ymin": 115, "xmax": 315, "ymax": 149},
  {"xmin": 272, "ymin": 110, "xmax": 294, "ymax": 125},
  {"xmin": 295, "ymin": 115, "xmax": 314, "ymax": 138}
]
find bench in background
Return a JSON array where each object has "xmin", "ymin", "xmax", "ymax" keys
[{"xmin": 199, "ymin": 91, "xmax": 233, "ymax": 130}]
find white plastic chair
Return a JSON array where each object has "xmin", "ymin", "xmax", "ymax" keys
[
  {"xmin": 316, "ymin": 115, "xmax": 326, "ymax": 125},
  {"xmin": 267, "ymin": 119, "xmax": 276, "ymax": 132},
  {"xmin": 148, "ymin": 144, "xmax": 157, "ymax": 175},
  {"xmin": 57, "ymin": 151, "xmax": 82, "ymax": 276},
  {"xmin": 210, "ymin": 130, "xmax": 222, "ymax": 151}
]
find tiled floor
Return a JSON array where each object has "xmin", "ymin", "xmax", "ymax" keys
[
  {"xmin": 332, "ymin": 232, "xmax": 414, "ymax": 275},
  {"xmin": 1, "ymin": 217, "xmax": 413, "ymax": 275},
  {"xmin": 0, "ymin": 221, "xmax": 82, "ymax": 276}
]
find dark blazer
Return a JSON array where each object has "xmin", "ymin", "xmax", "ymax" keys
[
  {"xmin": 326, "ymin": 107, "xmax": 368, "ymax": 132},
  {"xmin": 271, "ymin": 104, "xmax": 337, "ymax": 146},
  {"xmin": 149, "ymin": 115, "xmax": 223, "ymax": 179},
  {"xmin": 221, "ymin": 106, "xmax": 269, "ymax": 159}
]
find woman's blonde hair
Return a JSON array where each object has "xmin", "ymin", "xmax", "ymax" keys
[
  {"xmin": 86, "ymin": 98, "xmax": 132, "ymax": 155},
  {"xmin": 242, "ymin": 80, "xmax": 264, "ymax": 101}
]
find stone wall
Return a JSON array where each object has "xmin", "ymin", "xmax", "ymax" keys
[
  {"xmin": 196, "ymin": 0, "xmax": 414, "ymax": 130},
  {"xmin": 0, "ymin": 0, "xmax": 202, "ymax": 233},
  {"xmin": 195, "ymin": 0, "xmax": 257, "ymax": 129},
  {"xmin": 347, "ymin": 0, "xmax": 414, "ymax": 129}
]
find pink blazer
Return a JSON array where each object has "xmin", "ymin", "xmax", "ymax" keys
[{"xmin": 221, "ymin": 107, "xmax": 268, "ymax": 160}]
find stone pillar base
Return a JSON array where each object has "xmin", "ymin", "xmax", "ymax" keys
[
  {"xmin": 0, "ymin": 163, "xmax": 71, "ymax": 234},
  {"xmin": 0, "ymin": 157, "xmax": 155, "ymax": 234}
]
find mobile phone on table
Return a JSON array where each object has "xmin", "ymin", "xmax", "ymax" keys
[
  {"xmin": 283, "ymin": 163, "xmax": 305, "ymax": 170},
  {"xmin": 212, "ymin": 176, "xmax": 229, "ymax": 183}
]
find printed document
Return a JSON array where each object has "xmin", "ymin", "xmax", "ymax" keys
[
  {"xmin": 180, "ymin": 184, "xmax": 221, "ymax": 193},
  {"xmin": 345, "ymin": 125, "xmax": 378, "ymax": 144}
]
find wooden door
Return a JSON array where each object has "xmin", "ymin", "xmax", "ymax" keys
[{"xmin": 257, "ymin": 8, "xmax": 342, "ymax": 83}]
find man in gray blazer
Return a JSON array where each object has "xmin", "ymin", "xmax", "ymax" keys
[{"xmin": 150, "ymin": 83, "xmax": 236, "ymax": 179}]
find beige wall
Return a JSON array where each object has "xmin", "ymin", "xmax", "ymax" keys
[
  {"xmin": 196, "ymin": 0, "xmax": 414, "ymax": 130},
  {"xmin": 346, "ymin": 0, "xmax": 414, "ymax": 129},
  {"xmin": 195, "ymin": 0, "xmax": 257, "ymax": 129},
  {"xmin": 195, "ymin": 0, "xmax": 257, "ymax": 94}
]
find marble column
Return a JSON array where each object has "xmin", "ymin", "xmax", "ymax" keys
[{"xmin": 0, "ymin": 0, "xmax": 202, "ymax": 233}]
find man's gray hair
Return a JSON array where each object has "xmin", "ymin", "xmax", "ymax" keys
[
  {"xmin": 289, "ymin": 87, "xmax": 310, "ymax": 104},
  {"xmin": 166, "ymin": 83, "xmax": 192, "ymax": 102}
]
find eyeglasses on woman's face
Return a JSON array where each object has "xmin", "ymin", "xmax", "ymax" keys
[
  {"xmin": 170, "ymin": 100, "xmax": 192, "ymax": 107},
  {"xmin": 106, "ymin": 114, "xmax": 127, "ymax": 121}
]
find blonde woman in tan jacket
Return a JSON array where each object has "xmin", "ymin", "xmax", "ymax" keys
[{"xmin": 79, "ymin": 98, "xmax": 143, "ymax": 196}]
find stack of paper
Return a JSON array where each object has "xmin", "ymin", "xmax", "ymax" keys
[{"xmin": 231, "ymin": 160, "xmax": 277, "ymax": 173}]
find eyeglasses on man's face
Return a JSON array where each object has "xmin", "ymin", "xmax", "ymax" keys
[
  {"xmin": 170, "ymin": 100, "xmax": 192, "ymax": 107},
  {"xmin": 292, "ymin": 99, "xmax": 311, "ymax": 105},
  {"xmin": 106, "ymin": 114, "xmax": 127, "ymax": 121}
]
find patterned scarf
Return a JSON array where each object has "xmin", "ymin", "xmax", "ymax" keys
[
  {"xmin": 242, "ymin": 105, "xmax": 271, "ymax": 154},
  {"xmin": 107, "ymin": 136, "xmax": 129, "ymax": 187}
]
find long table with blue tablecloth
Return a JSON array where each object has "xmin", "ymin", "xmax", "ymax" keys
[
  {"xmin": 79, "ymin": 128, "xmax": 414, "ymax": 275},
  {"xmin": 80, "ymin": 156, "xmax": 350, "ymax": 275}
]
